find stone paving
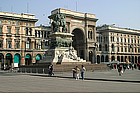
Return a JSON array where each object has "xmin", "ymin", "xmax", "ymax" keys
[{"xmin": 0, "ymin": 69, "xmax": 140, "ymax": 93}]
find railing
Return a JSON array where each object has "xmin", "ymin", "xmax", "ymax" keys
[{"xmin": 19, "ymin": 67, "xmax": 49, "ymax": 74}]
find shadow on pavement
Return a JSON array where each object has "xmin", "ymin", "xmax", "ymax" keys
[{"xmin": 29, "ymin": 74, "xmax": 140, "ymax": 83}]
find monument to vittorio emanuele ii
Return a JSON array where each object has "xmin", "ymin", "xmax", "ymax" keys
[{"xmin": 43, "ymin": 8, "xmax": 98, "ymax": 64}]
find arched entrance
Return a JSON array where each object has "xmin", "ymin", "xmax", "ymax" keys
[
  {"xmin": 36, "ymin": 54, "xmax": 42, "ymax": 63},
  {"xmin": 105, "ymin": 55, "xmax": 109, "ymax": 62},
  {"xmin": 97, "ymin": 55, "xmax": 100, "ymax": 64},
  {"xmin": 111, "ymin": 56, "xmax": 115, "ymax": 61},
  {"xmin": 0, "ymin": 53, "xmax": 4, "ymax": 70},
  {"xmin": 72, "ymin": 28, "xmax": 85, "ymax": 59},
  {"xmin": 101, "ymin": 55, "xmax": 104, "ymax": 62},
  {"xmin": 117, "ymin": 56, "xmax": 120, "ymax": 62},
  {"xmin": 14, "ymin": 53, "xmax": 21, "ymax": 66},
  {"xmin": 6, "ymin": 53, "xmax": 13, "ymax": 67},
  {"xmin": 25, "ymin": 54, "xmax": 32, "ymax": 65}
]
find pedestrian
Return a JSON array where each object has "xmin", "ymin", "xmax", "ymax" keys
[
  {"xmin": 72, "ymin": 67, "xmax": 76, "ymax": 78},
  {"xmin": 75, "ymin": 66, "xmax": 80, "ymax": 80},
  {"xmin": 48, "ymin": 64, "xmax": 54, "ymax": 76},
  {"xmin": 81, "ymin": 65, "xmax": 86, "ymax": 80},
  {"xmin": 118, "ymin": 65, "xmax": 122, "ymax": 76}
]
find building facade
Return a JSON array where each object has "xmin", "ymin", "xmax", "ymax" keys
[
  {"xmin": 96, "ymin": 24, "xmax": 140, "ymax": 64},
  {"xmin": 0, "ymin": 11, "xmax": 50, "ymax": 69},
  {"xmin": 1, "ymin": 10, "xmax": 140, "ymax": 68}
]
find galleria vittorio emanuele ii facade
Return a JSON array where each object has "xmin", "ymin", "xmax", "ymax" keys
[{"xmin": 0, "ymin": 8, "xmax": 140, "ymax": 69}]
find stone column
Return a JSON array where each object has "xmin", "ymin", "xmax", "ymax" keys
[{"xmin": 21, "ymin": 40, "xmax": 25, "ymax": 65}]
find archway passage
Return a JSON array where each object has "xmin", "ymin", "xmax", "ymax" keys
[
  {"xmin": 36, "ymin": 54, "xmax": 42, "ymax": 63},
  {"xmin": 0, "ymin": 53, "xmax": 4, "ymax": 70},
  {"xmin": 25, "ymin": 54, "xmax": 32, "ymax": 65},
  {"xmin": 6, "ymin": 53, "xmax": 13, "ymax": 66},
  {"xmin": 14, "ymin": 54, "xmax": 21, "ymax": 66},
  {"xmin": 97, "ymin": 55, "xmax": 100, "ymax": 64},
  {"xmin": 72, "ymin": 28, "xmax": 85, "ymax": 59},
  {"xmin": 105, "ymin": 55, "xmax": 109, "ymax": 62}
]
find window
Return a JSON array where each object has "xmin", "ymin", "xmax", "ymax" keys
[
  {"xmin": 117, "ymin": 47, "xmax": 120, "ymax": 52},
  {"xmin": 44, "ymin": 31, "xmax": 47, "ymax": 38},
  {"xmin": 0, "ymin": 40, "xmax": 3, "ymax": 48},
  {"xmin": 121, "ymin": 38, "xmax": 123, "ymax": 43},
  {"xmin": 88, "ymin": 30, "xmax": 93, "ymax": 39},
  {"xmin": 135, "ymin": 48, "xmax": 137, "ymax": 53},
  {"xmin": 0, "ymin": 27, "xmax": 2, "ymax": 33},
  {"xmin": 29, "ymin": 28, "xmax": 32, "ymax": 36},
  {"xmin": 125, "ymin": 47, "xmax": 127, "ymax": 52},
  {"xmin": 35, "ymin": 30, "xmax": 37, "ymax": 37},
  {"xmin": 15, "ymin": 40, "xmax": 20, "ymax": 49},
  {"xmin": 26, "ymin": 38, "xmax": 31, "ymax": 49},
  {"xmin": 131, "ymin": 39, "xmax": 133, "ymax": 43},
  {"xmin": 128, "ymin": 38, "xmax": 130, "ymax": 43},
  {"xmin": 105, "ymin": 44, "xmax": 108, "ymax": 51},
  {"xmin": 124, "ymin": 38, "xmax": 126, "ymax": 43},
  {"xmin": 15, "ymin": 27, "xmax": 20, "ymax": 35},
  {"xmin": 7, "ymin": 27, "xmax": 11, "ymax": 34},
  {"xmin": 99, "ymin": 44, "xmax": 102, "ymax": 51},
  {"xmin": 7, "ymin": 40, "xmax": 12, "ymax": 48},
  {"xmin": 138, "ymin": 47, "xmax": 140, "ymax": 53},
  {"xmin": 38, "ymin": 31, "xmax": 40, "ymax": 38},
  {"xmin": 26, "ymin": 27, "xmax": 32, "ymax": 36},
  {"xmin": 121, "ymin": 47, "xmax": 123, "ymax": 52},
  {"xmin": 111, "ymin": 44, "xmax": 115, "ymax": 52},
  {"xmin": 26, "ymin": 27, "xmax": 28, "ymax": 35}
]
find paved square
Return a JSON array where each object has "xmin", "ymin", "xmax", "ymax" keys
[{"xmin": 0, "ymin": 69, "xmax": 140, "ymax": 93}]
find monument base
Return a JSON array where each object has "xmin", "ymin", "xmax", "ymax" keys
[{"xmin": 41, "ymin": 46, "xmax": 86, "ymax": 64}]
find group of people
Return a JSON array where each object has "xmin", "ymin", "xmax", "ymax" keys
[
  {"xmin": 48, "ymin": 64, "xmax": 86, "ymax": 80},
  {"xmin": 72, "ymin": 65, "xmax": 86, "ymax": 80}
]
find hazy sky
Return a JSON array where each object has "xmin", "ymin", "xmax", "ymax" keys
[{"xmin": 0, "ymin": 0, "xmax": 140, "ymax": 29}]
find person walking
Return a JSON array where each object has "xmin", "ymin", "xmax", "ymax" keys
[
  {"xmin": 118, "ymin": 65, "xmax": 122, "ymax": 76},
  {"xmin": 81, "ymin": 65, "xmax": 86, "ymax": 80},
  {"xmin": 48, "ymin": 64, "xmax": 54, "ymax": 76},
  {"xmin": 75, "ymin": 66, "xmax": 80, "ymax": 80}
]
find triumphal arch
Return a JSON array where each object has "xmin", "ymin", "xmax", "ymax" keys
[{"xmin": 49, "ymin": 8, "xmax": 98, "ymax": 63}]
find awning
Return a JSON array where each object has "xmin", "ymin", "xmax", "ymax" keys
[
  {"xmin": 25, "ymin": 54, "xmax": 31, "ymax": 59},
  {"xmin": 36, "ymin": 55, "xmax": 41, "ymax": 61}
]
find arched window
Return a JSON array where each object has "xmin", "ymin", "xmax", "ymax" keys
[
  {"xmin": 105, "ymin": 44, "xmax": 108, "ymax": 51},
  {"xmin": 97, "ymin": 55, "xmax": 100, "ymax": 64},
  {"xmin": 88, "ymin": 30, "xmax": 93, "ymax": 39},
  {"xmin": 111, "ymin": 56, "xmax": 115, "ymax": 61},
  {"xmin": 111, "ymin": 44, "xmax": 115, "ymax": 52},
  {"xmin": 99, "ymin": 44, "xmax": 102, "ymax": 51},
  {"xmin": 105, "ymin": 55, "xmax": 109, "ymax": 62},
  {"xmin": 101, "ymin": 55, "xmax": 104, "ymax": 62}
]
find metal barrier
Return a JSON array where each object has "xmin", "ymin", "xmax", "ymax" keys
[{"xmin": 19, "ymin": 67, "xmax": 48, "ymax": 74}]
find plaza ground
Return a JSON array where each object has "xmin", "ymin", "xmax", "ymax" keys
[{"xmin": 0, "ymin": 69, "xmax": 140, "ymax": 93}]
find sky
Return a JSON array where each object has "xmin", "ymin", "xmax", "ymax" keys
[{"xmin": 0, "ymin": 0, "xmax": 140, "ymax": 29}]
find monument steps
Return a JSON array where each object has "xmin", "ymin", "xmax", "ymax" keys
[{"xmin": 19, "ymin": 63, "xmax": 109, "ymax": 73}]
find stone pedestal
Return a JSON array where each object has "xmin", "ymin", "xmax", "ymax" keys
[{"xmin": 42, "ymin": 32, "xmax": 86, "ymax": 64}]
